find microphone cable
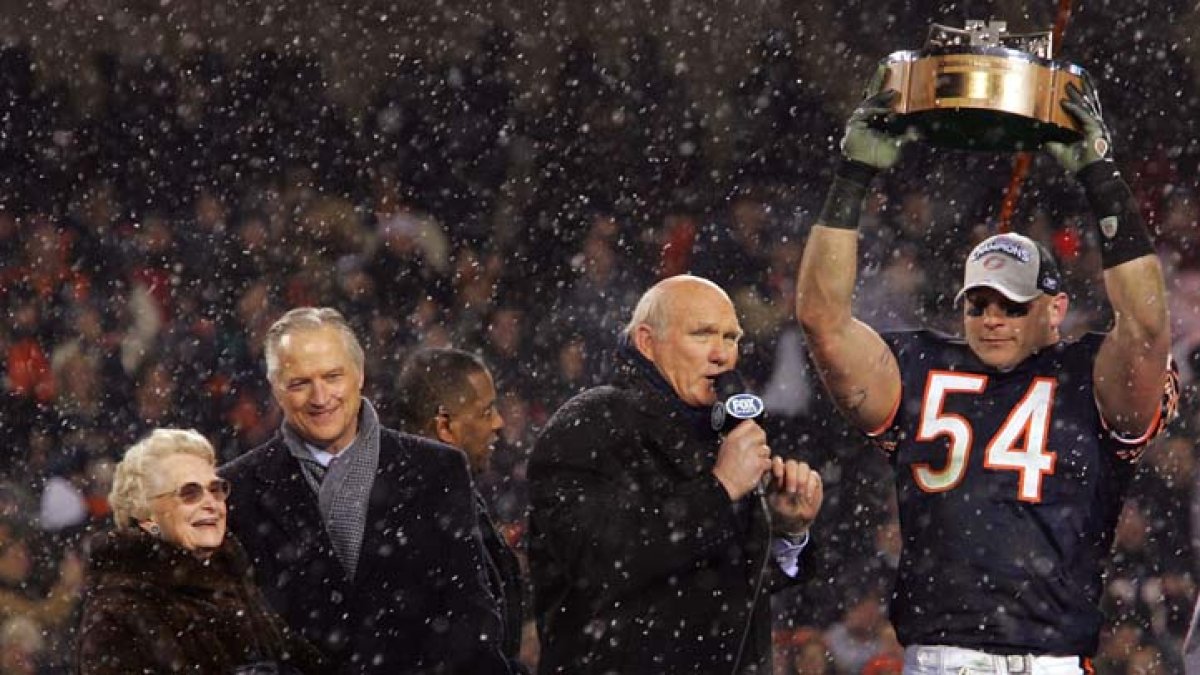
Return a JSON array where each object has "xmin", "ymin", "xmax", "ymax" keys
[{"xmin": 729, "ymin": 479, "xmax": 773, "ymax": 675}]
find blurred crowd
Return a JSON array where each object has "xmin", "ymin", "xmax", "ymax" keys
[{"xmin": 1, "ymin": 20, "xmax": 1199, "ymax": 675}]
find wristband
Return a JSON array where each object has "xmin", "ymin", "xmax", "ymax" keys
[
  {"xmin": 1077, "ymin": 160, "xmax": 1155, "ymax": 269},
  {"xmin": 816, "ymin": 159, "xmax": 878, "ymax": 230}
]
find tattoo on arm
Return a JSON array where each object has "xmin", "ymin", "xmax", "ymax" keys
[{"xmin": 838, "ymin": 388, "xmax": 868, "ymax": 414}]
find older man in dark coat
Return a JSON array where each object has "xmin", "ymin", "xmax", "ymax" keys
[
  {"xmin": 220, "ymin": 307, "xmax": 510, "ymax": 674},
  {"xmin": 529, "ymin": 275, "xmax": 824, "ymax": 674}
]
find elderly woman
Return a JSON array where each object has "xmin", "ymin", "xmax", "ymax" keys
[{"xmin": 76, "ymin": 428, "xmax": 327, "ymax": 674}]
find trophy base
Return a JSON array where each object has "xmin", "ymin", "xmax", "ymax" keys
[
  {"xmin": 881, "ymin": 46, "xmax": 1092, "ymax": 152},
  {"xmin": 886, "ymin": 107, "xmax": 1083, "ymax": 152}
]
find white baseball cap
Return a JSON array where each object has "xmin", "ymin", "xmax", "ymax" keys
[{"xmin": 955, "ymin": 233, "xmax": 1063, "ymax": 304}]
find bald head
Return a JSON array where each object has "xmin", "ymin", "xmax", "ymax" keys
[{"xmin": 623, "ymin": 275, "xmax": 733, "ymax": 339}]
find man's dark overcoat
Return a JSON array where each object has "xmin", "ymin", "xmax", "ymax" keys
[
  {"xmin": 220, "ymin": 428, "xmax": 510, "ymax": 674},
  {"xmin": 476, "ymin": 490, "xmax": 526, "ymax": 663},
  {"xmin": 528, "ymin": 350, "xmax": 808, "ymax": 674}
]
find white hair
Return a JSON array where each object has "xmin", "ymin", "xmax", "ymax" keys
[
  {"xmin": 109, "ymin": 428, "xmax": 215, "ymax": 530},
  {"xmin": 263, "ymin": 306, "xmax": 365, "ymax": 385}
]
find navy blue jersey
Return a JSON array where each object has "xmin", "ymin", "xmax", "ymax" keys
[{"xmin": 874, "ymin": 330, "xmax": 1149, "ymax": 657}]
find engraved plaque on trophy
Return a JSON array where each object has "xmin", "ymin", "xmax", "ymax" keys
[{"xmin": 879, "ymin": 20, "xmax": 1094, "ymax": 151}]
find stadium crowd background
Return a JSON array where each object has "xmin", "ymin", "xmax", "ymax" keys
[{"xmin": 1, "ymin": 1, "xmax": 1200, "ymax": 672}]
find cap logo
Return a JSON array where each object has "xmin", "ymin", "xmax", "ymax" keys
[
  {"xmin": 982, "ymin": 256, "xmax": 1007, "ymax": 270},
  {"xmin": 971, "ymin": 238, "xmax": 1031, "ymax": 264}
]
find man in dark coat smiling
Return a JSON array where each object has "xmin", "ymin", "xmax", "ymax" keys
[
  {"xmin": 528, "ymin": 275, "xmax": 824, "ymax": 674},
  {"xmin": 220, "ymin": 307, "xmax": 510, "ymax": 674}
]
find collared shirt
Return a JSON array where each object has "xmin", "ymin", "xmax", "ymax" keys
[
  {"xmin": 306, "ymin": 442, "xmax": 338, "ymax": 468},
  {"xmin": 772, "ymin": 531, "xmax": 810, "ymax": 578}
]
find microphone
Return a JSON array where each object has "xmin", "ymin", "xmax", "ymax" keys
[
  {"xmin": 710, "ymin": 370, "xmax": 766, "ymax": 433},
  {"xmin": 711, "ymin": 370, "xmax": 771, "ymax": 499},
  {"xmin": 715, "ymin": 369, "xmax": 774, "ymax": 675}
]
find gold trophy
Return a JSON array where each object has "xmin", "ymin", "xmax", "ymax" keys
[{"xmin": 879, "ymin": 19, "xmax": 1094, "ymax": 151}]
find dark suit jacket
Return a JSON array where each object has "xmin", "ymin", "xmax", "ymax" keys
[
  {"xmin": 220, "ymin": 428, "xmax": 511, "ymax": 674},
  {"xmin": 476, "ymin": 491, "xmax": 525, "ymax": 662},
  {"xmin": 528, "ymin": 353, "xmax": 808, "ymax": 674}
]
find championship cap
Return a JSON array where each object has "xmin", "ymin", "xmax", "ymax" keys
[{"xmin": 955, "ymin": 233, "xmax": 1062, "ymax": 304}]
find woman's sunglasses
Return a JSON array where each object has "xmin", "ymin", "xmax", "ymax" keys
[{"xmin": 153, "ymin": 478, "xmax": 231, "ymax": 505}]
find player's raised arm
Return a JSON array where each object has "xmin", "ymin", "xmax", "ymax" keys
[
  {"xmin": 796, "ymin": 88, "xmax": 914, "ymax": 434},
  {"xmin": 1045, "ymin": 84, "xmax": 1172, "ymax": 439}
]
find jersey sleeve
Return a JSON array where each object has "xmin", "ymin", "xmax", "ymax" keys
[{"xmin": 1100, "ymin": 353, "xmax": 1181, "ymax": 460}]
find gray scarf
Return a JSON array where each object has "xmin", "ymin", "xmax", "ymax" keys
[{"xmin": 281, "ymin": 399, "xmax": 382, "ymax": 581}]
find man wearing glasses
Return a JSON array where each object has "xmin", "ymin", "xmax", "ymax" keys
[
  {"xmin": 795, "ymin": 83, "xmax": 1178, "ymax": 673},
  {"xmin": 220, "ymin": 307, "xmax": 511, "ymax": 673}
]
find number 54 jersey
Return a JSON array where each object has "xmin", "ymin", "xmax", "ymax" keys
[{"xmin": 871, "ymin": 329, "xmax": 1175, "ymax": 657}]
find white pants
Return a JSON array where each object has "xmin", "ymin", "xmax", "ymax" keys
[{"xmin": 903, "ymin": 645, "xmax": 1090, "ymax": 675}]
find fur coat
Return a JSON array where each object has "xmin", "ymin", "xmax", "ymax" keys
[{"xmin": 76, "ymin": 528, "xmax": 329, "ymax": 674}]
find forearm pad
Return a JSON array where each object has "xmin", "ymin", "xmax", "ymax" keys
[
  {"xmin": 1078, "ymin": 160, "xmax": 1155, "ymax": 269},
  {"xmin": 816, "ymin": 159, "xmax": 878, "ymax": 230}
]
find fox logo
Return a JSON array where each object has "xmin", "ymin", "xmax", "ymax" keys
[{"xmin": 725, "ymin": 394, "xmax": 764, "ymax": 420}]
